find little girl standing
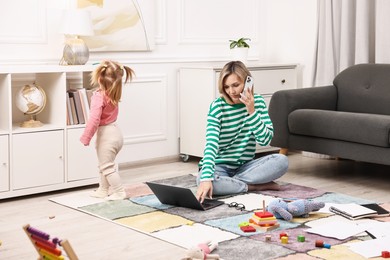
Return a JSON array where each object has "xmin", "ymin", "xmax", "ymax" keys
[{"xmin": 80, "ymin": 60, "xmax": 135, "ymax": 200}]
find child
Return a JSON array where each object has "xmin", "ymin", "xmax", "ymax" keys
[{"xmin": 80, "ymin": 60, "xmax": 135, "ymax": 200}]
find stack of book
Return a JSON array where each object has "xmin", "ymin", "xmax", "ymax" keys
[{"xmin": 66, "ymin": 88, "xmax": 94, "ymax": 125}]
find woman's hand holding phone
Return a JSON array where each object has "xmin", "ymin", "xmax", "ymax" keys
[
  {"xmin": 242, "ymin": 76, "xmax": 253, "ymax": 98},
  {"xmin": 240, "ymin": 76, "xmax": 255, "ymax": 114}
]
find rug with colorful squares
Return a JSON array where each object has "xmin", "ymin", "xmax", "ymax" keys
[{"xmin": 50, "ymin": 174, "xmax": 390, "ymax": 260}]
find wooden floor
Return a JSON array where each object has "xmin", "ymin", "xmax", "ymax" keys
[{"xmin": 1, "ymin": 152, "xmax": 390, "ymax": 259}]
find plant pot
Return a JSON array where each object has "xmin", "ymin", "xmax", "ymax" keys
[{"xmin": 231, "ymin": 47, "xmax": 249, "ymax": 63}]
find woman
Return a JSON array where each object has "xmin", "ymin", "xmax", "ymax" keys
[{"xmin": 196, "ymin": 61, "xmax": 288, "ymax": 203}]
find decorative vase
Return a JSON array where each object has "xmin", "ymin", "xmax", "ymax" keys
[{"xmin": 231, "ymin": 47, "xmax": 249, "ymax": 63}]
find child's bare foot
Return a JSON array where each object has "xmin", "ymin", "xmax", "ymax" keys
[{"xmin": 248, "ymin": 181, "xmax": 281, "ymax": 191}]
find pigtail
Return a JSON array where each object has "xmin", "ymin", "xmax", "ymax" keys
[
  {"xmin": 123, "ymin": 66, "xmax": 135, "ymax": 83},
  {"xmin": 92, "ymin": 61, "xmax": 135, "ymax": 106}
]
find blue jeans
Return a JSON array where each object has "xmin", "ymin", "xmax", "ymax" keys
[{"xmin": 197, "ymin": 154, "xmax": 288, "ymax": 196}]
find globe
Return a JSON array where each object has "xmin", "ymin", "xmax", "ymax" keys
[{"xmin": 15, "ymin": 83, "xmax": 47, "ymax": 127}]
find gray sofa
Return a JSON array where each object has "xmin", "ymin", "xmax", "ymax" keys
[{"xmin": 268, "ymin": 63, "xmax": 390, "ymax": 165}]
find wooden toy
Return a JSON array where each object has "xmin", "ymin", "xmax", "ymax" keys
[
  {"xmin": 279, "ymin": 232, "xmax": 288, "ymax": 239},
  {"xmin": 315, "ymin": 240, "xmax": 324, "ymax": 247},
  {"xmin": 315, "ymin": 239, "xmax": 331, "ymax": 249},
  {"xmin": 297, "ymin": 235, "xmax": 305, "ymax": 242},
  {"xmin": 248, "ymin": 200, "xmax": 280, "ymax": 231},
  {"xmin": 382, "ymin": 251, "xmax": 390, "ymax": 258},
  {"xmin": 23, "ymin": 224, "xmax": 78, "ymax": 260},
  {"xmin": 265, "ymin": 235, "xmax": 272, "ymax": 242},
  {"xmin": 281, "ymin": 236, "xmax": 288, "ymax": 244},
  {"xmin": 240, "ymin": 225, "xmax": 256, "ymax": 232}
]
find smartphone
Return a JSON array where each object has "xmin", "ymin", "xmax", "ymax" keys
[{"xmin": 242, "ymin": 76, "xmax": 253, "ymax": 97}]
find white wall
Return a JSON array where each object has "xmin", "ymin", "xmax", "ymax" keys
[
  {"xmin": 0, "ymin": 0, "xmax": 318, "ymax": 164},
  {"xmin": 261, "ymin": 0, "xmax": 318, "ymax": 88}
]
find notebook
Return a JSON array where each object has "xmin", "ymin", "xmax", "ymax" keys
[
  {"xmin": 360, "ymin": 203, "xmax": 390, "ymax": 218},
  {"xmin": 329, "ymin": 203, "xmax": 389, "ymax": 220},
  {"xmin": 145, "ymin": 182, "xmax": 224, "ymax": 211}
]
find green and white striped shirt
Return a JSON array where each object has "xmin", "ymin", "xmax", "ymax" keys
[{"xmin": 199, "ymin": 94, "xmax": 274, "ymax": 181}]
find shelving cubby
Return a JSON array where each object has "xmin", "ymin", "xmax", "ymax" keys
[{"xmin": 0, "ymin": 65, "xmax": 98, "ymax": 199}]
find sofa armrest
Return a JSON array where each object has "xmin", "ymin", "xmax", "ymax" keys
[{"xmin": 269, "ymin": 85, "xmax": 337, "ymax": 148}]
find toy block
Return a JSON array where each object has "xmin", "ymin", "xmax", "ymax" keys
[
  {"xmin": 258, "ymin": 223, "xmax": 280, "ymax": 231},
  {"xmin": 323, "ymin": 243, "xmax": 331, "ymax": 249},
  {"xmin": 315, "ymin": 240, "xmax": 331, "ymax": 248},
  {"xmin": 249, "ymin": 217, "xmax": 278, "ymax": 226},
  {"xmin": 252, "ymin": 214, "xmax": 276, "ymax": 221},
  {"xmin": 382, "ymin": 251, "xmax": 390, "ymax": 258},
  {"xmin": 240, "ymin": 225, "xmax": 256, "ymax": 233},
  {"xmin": 255, "ymin": 211, "xmax": 274, "ymax": 218},
  {"xmin": 315, "ymin": 240, "xmax": 324, "ymax": 247},
  {"xmin": 279, "ymin": 232, "xmax": 288, "ymax": 239},
  {"xmin": 238, "ymin": 222, "xmax": 250, "ymax": 227},
  {"xmin": 265, "ymin": 235, "xmax": 272, "ymax": 242},
  {"xmin": 297, "ymin": 235, "xmax": 305, "ymax": 242},
  {"xmin": 281, "ymin": 236, "xmax": 288, "ymax": 244}
]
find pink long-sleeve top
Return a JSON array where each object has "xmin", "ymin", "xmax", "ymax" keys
[{"xmin": 80, "ymin": 90, "xmax": 118, "ymax": 145}]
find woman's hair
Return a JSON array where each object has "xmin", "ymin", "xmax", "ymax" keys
[
  {"xmin": 218, "ymin": 61, "xmax": 252, "ymax": 104},
  {"xmin": 90, "ymin": 60, "xmax": 135, "ymax": 105}
]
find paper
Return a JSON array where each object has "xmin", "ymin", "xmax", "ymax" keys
[
  {"xmin": 305, "ymin": 220, "xmax": 367, "ymax": 240},
  {"xmin": 347, "ymin": 238, "xmax": 390, "ymax": 258},
  {"xmin": 153, "ymin": 223, "xmax": 239, "ymax": 249},
  {"xmin": 365, "ymin": 222, "xmax": 390, "ymax": 239}
]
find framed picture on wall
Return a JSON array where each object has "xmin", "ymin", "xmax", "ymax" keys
[{"xmin": 77, "ymin": 0, "xmax": 155, "ymax": 51}]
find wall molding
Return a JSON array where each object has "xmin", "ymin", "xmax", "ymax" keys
[
  {"xmin": 0, "ymin": 0, "xmax": 47, "ymax": 44},
  {"xmin": 121, "ymin": 74, "xmax": 168, "ymax": 145},
  {"xmin": 178, "ymin": 0, "xmax": 260, "ymax": 45},
  {"xmin": 155, "ymin": 0, "xmax": 167, "ymax": 44}
]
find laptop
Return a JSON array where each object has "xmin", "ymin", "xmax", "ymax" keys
[{"xmin": 146, "ymin": 182, "xmax": 224, "ymax": 211}]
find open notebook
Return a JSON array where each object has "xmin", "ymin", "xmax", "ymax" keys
[{"xmin": 329, "ymin": 203, "xmax": 389, "ymax": 220}]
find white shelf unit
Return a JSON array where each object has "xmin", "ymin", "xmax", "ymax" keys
[
  {"xmin": 178, "ymin": 64, "xmax": 299, "ymax": 161},
  {"xmin": 0, "ymin": 65, "xmax": 98, "ymax": 199}
]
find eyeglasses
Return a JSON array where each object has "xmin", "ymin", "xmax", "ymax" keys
[{"xmin": 228, "ymin": 202, "xmax": 246, "ymax": 211}]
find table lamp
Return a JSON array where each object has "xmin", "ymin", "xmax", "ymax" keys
[{"xmin": 60, "ymin": 9, "xmax": 93, "ymax": 65}]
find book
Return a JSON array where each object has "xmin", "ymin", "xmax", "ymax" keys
[
  {"xmin": 78, "ymin": 88, "xmax": 90, "ymax": 122},
  {"xmin": 68, "ymin": 96, "xmax": 79, "ymax": 125},
  {"xmin": 66, "ymin": 92, "xmax": 74, "ymax": 125},
  {"xmin": 68, "ymin": 89, "xmax": 85, "ymax": 124},
  {"xmin": 360, "ymin": 203, "xmax": 390, "ymax": 218},
  {"xmin": 329, "ymin": 203, "xmax": 388, "ymax": 220}
]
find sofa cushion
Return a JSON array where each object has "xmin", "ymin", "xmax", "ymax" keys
[
  {"xmin": 334, "ymin": 64, "xmax": 390, "ymax": 115},
  {"xmin": 288, "ymin": 109, "xmax": 390, "ymax": 147}
]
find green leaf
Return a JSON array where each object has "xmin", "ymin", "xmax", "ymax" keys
[
  {"xmin": 229, "ymin": 38, "xmax": 251, "ymax": 49},
  {"xmin": 229, "ymin": 42, "xmax": 237, "ymax": 49}
]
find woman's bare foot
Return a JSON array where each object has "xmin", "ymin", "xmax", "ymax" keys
[{"xmin": 248, "ymin": 181, "xmax": 281, "ymax": 191}]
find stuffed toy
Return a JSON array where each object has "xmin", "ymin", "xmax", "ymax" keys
[
  {"xmin": 267, "ymin": 198, "xmax": 325, "ymax": 221},
  {"xmin": 181, "ymin": 240, "xmax": 220, "ymax": 260}
]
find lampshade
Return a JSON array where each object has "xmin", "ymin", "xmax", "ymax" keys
[
  {"xmin": 61, "ymin": 9, "xmax": 93, "ymax": 36},
  {"xmin": 60, "ymin": 9, "xmax": 94, "ymax": 65}
]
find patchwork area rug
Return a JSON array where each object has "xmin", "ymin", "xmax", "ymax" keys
[{"xmin": 50, "ymin": 174, "xmax": 390, "ymax": 260}]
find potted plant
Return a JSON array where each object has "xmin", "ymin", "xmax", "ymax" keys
[{"xmin": 229, "ymin": 37, "xmax": 251, "ymax": 63}]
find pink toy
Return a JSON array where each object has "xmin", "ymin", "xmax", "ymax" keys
[{"xmin": 181, "ymin": 240, "xmax": 220, "ymax": 260}]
